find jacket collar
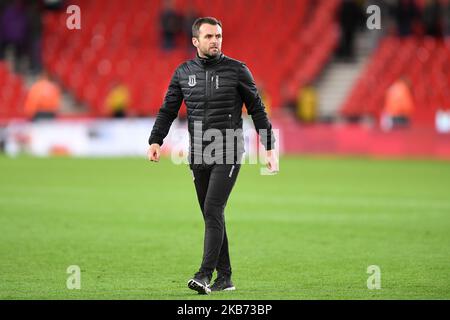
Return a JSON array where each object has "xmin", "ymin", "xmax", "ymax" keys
[{"xmin": 195, "ymin": 52, "xmax": 224, "ymax": 67}]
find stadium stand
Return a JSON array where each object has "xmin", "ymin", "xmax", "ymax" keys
[
  {"xmin": 0, "ymin": 61, "xmax": 27, "ymax": 119},
  {"xmin": 40, "ymin": 0, "xmax": 339, "ymax": 117},
  {"xmin": 2, "ymin": 0, "xmax": 447, "ymax": 129},
  {"xmin": 341, "ymin": 36, "xmax": 450, "ymax": 128}
]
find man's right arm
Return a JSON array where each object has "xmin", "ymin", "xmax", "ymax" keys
[{"xmin": 148, "ymin": 68, "xmax": 183, "ymax": 147}]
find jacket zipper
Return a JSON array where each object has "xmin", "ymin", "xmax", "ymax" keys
[
  {"xmin": 204, "ymin": 70, "xmax": 209, "ymax": 131},
  {"xmin": 209, "ymin": 72, "xmax": 214, "ymax": 98},
  {"xmin": 229, "ymin": 165, "xmax": 235, "ymax": 178},
  {"xmin": 205, "ymin": 70, "xmax": 209, "ymax": 98}
]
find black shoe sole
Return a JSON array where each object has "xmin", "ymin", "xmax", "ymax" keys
[
  {"xmin": 187, "ymin": 279, "xmax": 211, "ymax": 295},
  {"xmin": 211, "ymin": 286, "xmax": 236, "ymax": 292}
]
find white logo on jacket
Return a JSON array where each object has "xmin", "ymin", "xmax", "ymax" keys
[{"xmin": 188, "ymin": 75, "xmax": 196, "ymax": 87}]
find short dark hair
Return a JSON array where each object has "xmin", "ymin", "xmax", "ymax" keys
[{"xmin": 192, "ymin": 17, "xmax": 222, "ymax": 38}]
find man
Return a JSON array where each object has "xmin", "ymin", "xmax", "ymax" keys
[
  {"xmin": 24, "ymin": 71, "xmax": 61, "ymax": 121},
  {"xmin": 147, "ymin": 17, "xmax": 278, "ymax": 295},
  {"xmin": 0, "ymin": 0, "xmax": 28, "ymax": 73},
  {"xmin": 159, "ymin": 0, "xmax": 182, "ymax": 51},
  {"xmin": 381, "ymin": 76, "xmax": 414, "ymax": 130},
  {"xmin": 105, "ymin": 81, "xmax": 130, "ymax": 118}
]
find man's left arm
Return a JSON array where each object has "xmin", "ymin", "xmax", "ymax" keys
[
  {"xmin": 238, "ymin": 63, "xmax": 278, "ymax": 172},
  {"xmin": 237, "ymin": 63, "xmax": 276, "ymax": 151}
]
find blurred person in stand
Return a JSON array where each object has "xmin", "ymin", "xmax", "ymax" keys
[
  {"xmin": 392, "ymin": 0, "xmax": 420, "ymax": 37},
  {"xmin": 183, "ymin": 0, "xmax": 199, "ymax": 54},
  {"xmin": 381, "ymin": 77, "xmax": 415, "ymax": 130},
  {"xmin": 0, "ymin": 0, "xmax": 28, "ymax": 73},
  {"xmin": 0, "ymin": 0, "xmax": 8, "ymax": 17},
  {"xmin": 280, "ymin": 82, "xmax": 297, "ymax": 118},
  {"xmin": 26, "ymin": 0, "xmax": 43, "ymax": 75},
  {"xmin": 337, "ymin": 0, "xmax": 364, "ymax": 61},
  {"xmin": 160, "ymin": 0, "xmax": 182, "ymax": 51},
  {"xmin": 422, "ymin": 0, "xmax": 443, "ymax": 37},
  {"xmin": 104, "ymin": 81, "xmax": 130, "ymax": 118},
  {"xmin": 42, "ymin": 0, "xmax": 65, "ymax": 11},
  {"xmin": 24, "ymin": 71, "xmax": 61, "ymax": 121},
  {"xmin": 443, "ymin": 0, "xmax": 450, "ymax": 37},
  {"xmin": 296, "ymin": 84, "xmax": 318, "ymax": 123}
]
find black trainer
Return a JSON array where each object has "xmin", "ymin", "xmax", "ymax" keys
[
  {"xmin": 210, "ymin": 274, "xmax": 236, "ymax": 292},
  {"xmin": 187, "ymin": 272, "xmax": 212, "ymax": 295}
]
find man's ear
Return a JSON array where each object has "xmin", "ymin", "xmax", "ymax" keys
[{"xmin": 192, "ymin": 37, "xmax": 199, "ymax": 48}]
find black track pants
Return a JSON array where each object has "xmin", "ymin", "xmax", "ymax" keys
[{"xmin": 191, "ymin": 163, "xmax": 241, "ymax": 277}]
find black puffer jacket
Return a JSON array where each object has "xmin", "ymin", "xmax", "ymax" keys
[{"xmin": 148, "ymin": 53, "xmax": 275, "ymax": 168}]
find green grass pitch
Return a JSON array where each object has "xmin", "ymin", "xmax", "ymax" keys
[{"xmin": 0, "ymin": 155, "xmax": 449, "ymax": 300}]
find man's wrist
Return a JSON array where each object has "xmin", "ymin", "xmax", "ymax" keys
[{"xmin": 148, "ymin": 136, "xmax": 163, "ymax": 146}]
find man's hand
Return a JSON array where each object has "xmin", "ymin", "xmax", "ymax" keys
[
  {"xmin": 266, "ymin": 149, "xmax": 279, "ymax": 173},
  {"xmin": 148, "ymin": 143, "xmax": 161, "ymax": 162}
]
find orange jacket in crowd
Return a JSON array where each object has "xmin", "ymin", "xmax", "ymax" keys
[
  {"xmin": 384, "ymin": 79, "xmax": 415, "ymax": 117},
  {"xmin": 25, "ymin": 78, "xmax": 61, "ymax": 117}
]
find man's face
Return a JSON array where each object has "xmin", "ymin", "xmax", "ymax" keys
[{"xmin": 192, "ymin": 23, "xmax": 222, "ymax": 58}]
